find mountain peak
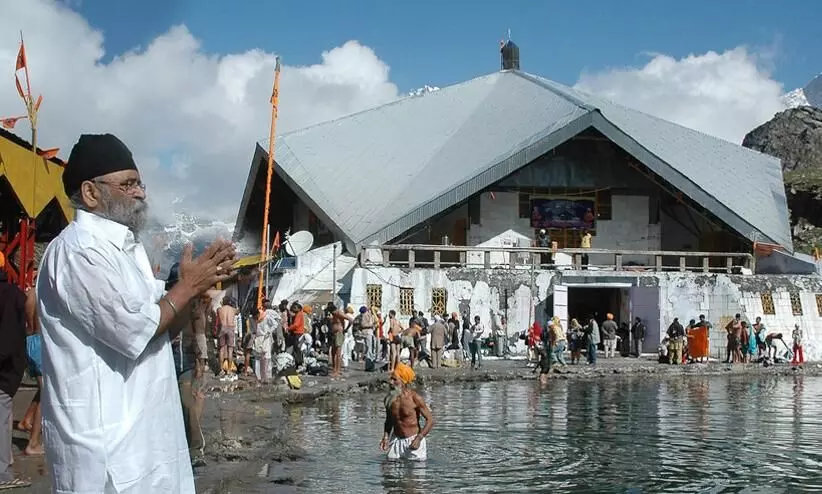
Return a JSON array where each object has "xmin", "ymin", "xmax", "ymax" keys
[
  {"xmin": 805, "ymin": 74, "xmax": 822, "ymax": 107},
  {"xmin": 785, "ymin": 74, "xmax": 822, "ymax": 109},
  {"xmin": 784, "ymin": 88, "xmax": 810, "ymax": 108}
]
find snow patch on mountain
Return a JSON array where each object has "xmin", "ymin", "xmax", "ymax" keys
[
  {"xmin": 784, "ymin": 74, "xmax": 822, "ymax": 109},
  {"xmin": 783, "ymin": 87, "xmax": 810, "ymax": 108}
]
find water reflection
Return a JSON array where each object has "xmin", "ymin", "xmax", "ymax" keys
[
  {"xmin": 379, "ymin": 460, "xmax": 427, "ymax": 494},
  {"xmin": 263, "ymin": 376, "xmax": 822, "ymax": 493}
]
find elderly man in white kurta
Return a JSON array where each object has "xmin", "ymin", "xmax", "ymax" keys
[{"xmin": 36, "ymin": 134, "xmax": 236, "ymax": 494}]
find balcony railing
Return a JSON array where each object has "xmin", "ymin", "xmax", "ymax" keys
[{"xmin": 358, "ymin": 244, "xmax": 755, "ymax": 274}]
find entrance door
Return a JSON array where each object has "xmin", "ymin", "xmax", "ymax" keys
[
  {"xmin": 567, "ymin": 287, "xmax": 622, "ymax": 323},
  {"xmin": 630, "ymin": 286, "xmax": 660, "ymax": 353},
  {"xmin": 553, "ymin": 284, "xmax": 568, "ymax": 331}
]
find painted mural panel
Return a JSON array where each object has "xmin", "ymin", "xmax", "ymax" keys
[{"xmin": 530, "ymin": 197, "xmax": 595, "ymax": 230}]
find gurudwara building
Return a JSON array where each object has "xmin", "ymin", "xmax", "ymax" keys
[{"xmin": 234, "ymin": 42, "xmax": 822, "ymax": 359}]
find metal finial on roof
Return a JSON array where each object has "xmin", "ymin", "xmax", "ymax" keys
[
  {"xmin": 508, "ymin": 28, "xmax": 511, "ymax": 40},
  {"xmin": 500, "ymin": 35, "xmax": 520, "ymax": 71}
]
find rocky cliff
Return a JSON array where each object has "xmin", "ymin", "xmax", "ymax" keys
[{"xmin": 742, "ymin": 106, "xmax": 822, "ymax": 253}]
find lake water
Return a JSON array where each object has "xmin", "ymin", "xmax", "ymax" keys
[{"xmin": 265, "ymin": 375, "xmax": 822, "ymax": 493}]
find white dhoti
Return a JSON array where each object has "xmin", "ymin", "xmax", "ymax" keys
[
  {"xmin": 342, "ymin": 332, "xmax": 355, "ymax": 368},
  {"xmin": 387, "ymin": 434, "xmax": 427, "ymax": 461}
]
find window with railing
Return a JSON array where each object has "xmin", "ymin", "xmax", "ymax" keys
[
  {"xmin": 431, "ymin": 288, "xmax": 447, "ymax": 316},
  {"xmin": 399, "ymin": 288, "xmax": 415, "ymax": 315},
  {"xmin": 366, "ymin": 284, "xmax": 382, "ymax": 310},
  {"xmin": 790, "ymin": 292, "xmax": 803, "ymax": 316},
  {"xmin": 761, "ymin": 292, "xmax": 775, "ymax": 315}
]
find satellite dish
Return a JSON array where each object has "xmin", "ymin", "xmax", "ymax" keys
[{"xmin": 285, "ymin": 231, "xmax": 314, "ymax": 256}]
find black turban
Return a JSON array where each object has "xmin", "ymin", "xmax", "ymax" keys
[{"xmin": 63, "ymin": 134, "xmax": 138, "ymax": 196}]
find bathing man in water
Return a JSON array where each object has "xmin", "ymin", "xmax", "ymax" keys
[{"xmin": 380, "ymin": 362, "xmax": 434, "ymax": 461}]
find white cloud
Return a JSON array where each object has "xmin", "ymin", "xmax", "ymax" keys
[
  {"xmin": 0, "ymin": 0, "xmax": 399, "ymax": 225},
  {"xmin": 574, "ymin": 47, "xmax": 788, "ymax": 144}
]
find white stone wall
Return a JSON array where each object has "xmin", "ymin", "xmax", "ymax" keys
[
  {"xmin": 649, "ymin": 274, "xmax": 822, "ymax": 360},
  {"xmin": 348, "ymin": 266, "xmax": 822, "ymax": 361},
  {"xmin": 468, "ymin": 192, "xmax": 661, "ymax": 266},
  {"xmin": 349, "ymin": 266, "xmax": 554, "ymax": 347},
  {"xmin": 738, "ymin": 289, "xmax": 821, "ymax": 361},
  {"xmin": 656, "ymin": 274, "xmax": 744, "ymax": 358}
]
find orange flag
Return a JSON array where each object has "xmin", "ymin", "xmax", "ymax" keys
[
  {"xmin": 34, "ymin": 95, "xmax": 42, "ymax": 111},
  {"xmin": 14, "ymin": 41, "xmax": 28, "ymax": 100},
  {"xmin": 1, "ymin": 116, "xmax": 27, "ymax": 129},
  {"xmin": 15, "ymin": 75, "xmax": 25, "ymax": 99},
  {"xmin": 37, "ymin": 148, "xmax": 59, "ymax": 159},
  {"xmin": 272, "ymin": 231, "xmax": 281, "ymax": 251},
  {"xmin": 15, "ymin": 43, "xmax": 26, "ymax": 71}
]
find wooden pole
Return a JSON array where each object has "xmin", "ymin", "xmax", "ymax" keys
[
  {"xmin": 256, "ymin": 57, "xmax": 282, "ymax": 312},
  {"xmin": 23, "ymin": 33, "xmax": 36, "ymax": 289}
]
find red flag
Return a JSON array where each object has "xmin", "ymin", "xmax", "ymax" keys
[
  {"xmin": 15, "ymin": 43, "xmax": 26, "ymax": 71},
  {"xmin": 36, "ymin": 148, "xmax": 59, "ymax": 159},
  {"xmin": 15, "ymin": 74, "xmax": 25, "ymax": 99},
  {"xmin": 272, "ymin": 231, "xmax": 281, "ymax": 251},
  {"xmin": 1, "ymin": 115, "xmax": 27, "ymax": 129},
  {"xmin": 34, "ymin": 94, "xmax": 42, "ymax": 111}
]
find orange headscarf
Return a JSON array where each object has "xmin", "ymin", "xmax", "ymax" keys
[{"xmin": 392, "ymin": 362, "xmax": 415, "ymax": 385}]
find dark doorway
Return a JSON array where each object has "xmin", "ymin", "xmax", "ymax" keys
[{"xmin": 568, "ymin": 287, "xmax": 622, "ymax": 324}]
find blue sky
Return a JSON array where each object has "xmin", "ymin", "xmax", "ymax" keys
[{"xmin": 73, "ymin": 0, "xmax": 821, "ymax": 92}]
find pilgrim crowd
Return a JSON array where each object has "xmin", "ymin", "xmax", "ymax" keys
[
  {"xmin": 212, "ymin": 300, "xmax": 512, "ymax": 383},
  {"xmin": 523, "ymin": 311, "xmax": 806, "ymax": 377}
]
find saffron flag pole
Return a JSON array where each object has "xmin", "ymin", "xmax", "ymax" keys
[
  {"xmin": 0, "ymin": 33, "xmax": 59, "ymax": 288},
  {"xmin": 257, "ymin": 56, "xmax": 282, "ymax": 312}
]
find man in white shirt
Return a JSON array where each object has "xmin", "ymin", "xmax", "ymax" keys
[
  {"xmin": 37, "ymin": 134, "xmax": 236, "ymax": 494},
  {"xmin": 469, "ymin": 315, "xmax": 484, "ymax": 369}
]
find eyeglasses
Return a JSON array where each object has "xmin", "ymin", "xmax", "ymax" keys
[{"xmin": 93, "ymin": 179, "xmax": 146, "ymax": 193}]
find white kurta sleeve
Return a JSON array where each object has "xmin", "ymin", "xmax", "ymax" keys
[{"xmin": 58, "ymin": 247, "xmax": 161, "ymax": 360}]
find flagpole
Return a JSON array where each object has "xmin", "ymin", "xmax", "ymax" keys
[
  {"xmin": 256, "ymin": 56, "xmax": 281, "ymax": 312},
  {"xmin": 21, "ymin": 33, "xmax": 37, "ymax": 289},
  {"xmin": 0, "ymin": 32, "xmax": 57, "ymax": 288}
]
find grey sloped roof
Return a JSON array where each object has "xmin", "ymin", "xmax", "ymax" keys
[
  {"xmin": 245, "ymin": 70, "xmax": 791, "ymax": 252},
  {"xmin": 527, "ymin": 74, "xmax": 792, "ymax": 250}
]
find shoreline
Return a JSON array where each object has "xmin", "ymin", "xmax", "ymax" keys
[
  {"xmin": 222, "ymin": 356, "xmax": 820, "ymax": 404},
  {"xmin": 12, "ymin": 357, "xmax": 817, "ymax": 493}
]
